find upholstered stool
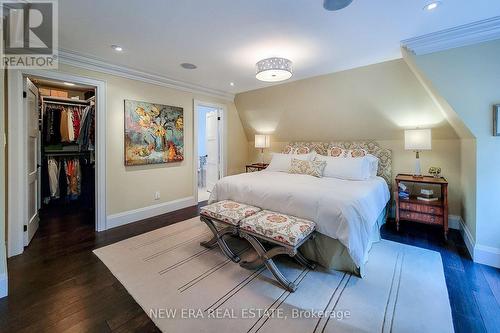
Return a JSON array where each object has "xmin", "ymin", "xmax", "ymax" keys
[
  {"xmin": 200, "ymin": 200, "xmax": 261, "ymax": 262},
  {"xmin": 239, "ymin": 210, "xmax": 316, "ymax": 292}
]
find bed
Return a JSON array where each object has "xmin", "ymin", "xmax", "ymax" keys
[{"xmin": 209, "ymin": 141, "xmax": 392, "ymax": 277}]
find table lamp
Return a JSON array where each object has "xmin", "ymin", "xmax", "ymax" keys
[
  {"xmin": 405, "ymin": 129, "xmax": 432, "ymax": 177},
  {"xmin": 255, "ymin": 134, "xmax": 270, "ymax": 165}
]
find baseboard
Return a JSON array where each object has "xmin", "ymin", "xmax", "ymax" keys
[
  {"xmin": 456, "ymin": 216, "xmax": 476, "ymax": 260},
  {"xmin": 453, "ymin": 215, "xmax": 500, "ymax": 269},
  {"xmin": 106, "ymin": 196, "xmax": 196, "ymax": 230},
  {"xmin": 0, "ymin": 273, "xmax": 7, "ymax": 298},
  {"xmin": 474, "ymin": 244, "xmax": 500, "ymax": 269},
  {"xmin": 448, "ymin": 215, "xmax": 461, "ymax": 230}
]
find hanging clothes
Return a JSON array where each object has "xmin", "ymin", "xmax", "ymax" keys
[
  {"xmin": 72, "ymin": 106, "xmax": 81, "ymax": 140},
  {"xmin": 47, "ymin": 158, "xmax": 60, "ymax": 198},
  {"xmin": 67, "ymin": 106, "xmax": 75, "ymax": 142},
  {"xmin": 44, "ymin": 105, "xmax": 62, "ymax": 144},
  {"xmin": 64, "ymin": 158, "xmax": 81, "ymax": 200},
  {"xmin": 78, "ymin": 105, "xmax": 95, "ymax": 150},
  {"xmin": 60, "ymin": 108, "xmax": 70, "ymax": 142}
]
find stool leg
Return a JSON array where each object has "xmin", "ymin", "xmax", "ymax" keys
[
  {"xmin": 240, "ymin": 233, "xmax": 297, "ymax": 292},
  {"xmin": 200, "ymin": 235, "xmax": 218, "ymax": 249},
  {"xmin": 294, "ymin": 251, "xmax": 317, "ymax": 270},
  {"xmin": 200, "ymin": 216, "xmax": 241, "ymax": 263}
]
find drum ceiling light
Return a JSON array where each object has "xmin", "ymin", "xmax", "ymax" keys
[{"xmin": 255, "ymin": 57, "xmax": 293, "ymax": 82}]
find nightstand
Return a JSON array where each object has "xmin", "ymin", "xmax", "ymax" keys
[
  {"xmin": 395, "ymin": 174, "xmax": 449, "ymax": 239},
  {"xmin": 246, "ymin": 163, "xmax": 268, "ymax": 172}
]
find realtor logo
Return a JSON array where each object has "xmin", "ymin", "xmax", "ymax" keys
[{"xmin": 1, "ymin": 0, "xmax": 58, "ymax": 68}]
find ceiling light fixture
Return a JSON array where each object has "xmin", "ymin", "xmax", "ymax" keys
[
  {"xmin": 111, "ymin": 44, "xmax": 123, "ymax": 52},
  {"xmin": 323, "ymin": 0, "xmax": 353, "ymax": 11},
  {"xmin": 229, "ymin": 82, "xmax": 235, "ymax": 87},
  {"xmin": 255, "ymin": 57, "xmax": 293, "ymax": 82},
  {"xmin": 180, "ymin": 63, "xmax": 197, "ymax": 69},
  {"xmin": 63, "ymin": 82, "xmax": 75, "ymax": 86},
  {"xmin": 424, "ymin": 1, "xmax": 441, "ymax": 11}
]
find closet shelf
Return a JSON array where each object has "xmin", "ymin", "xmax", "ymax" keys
[{"xmin": 42, "ymin": 96, "xmax": 91, "ymax": 106}]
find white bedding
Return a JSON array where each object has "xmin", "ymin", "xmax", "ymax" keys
[{"xmin": 209, "ymin": 171, "xmax": 390, "ymax": 267}]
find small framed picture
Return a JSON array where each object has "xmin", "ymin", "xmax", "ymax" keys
[{"xmin": 495, "ymin": 105, "xmax": 500, "ymax": 136}]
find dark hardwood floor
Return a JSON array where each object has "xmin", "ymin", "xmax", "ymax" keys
[{"xmin": 1, "ymin": 202, "xmax": 499, "ymax": 332}]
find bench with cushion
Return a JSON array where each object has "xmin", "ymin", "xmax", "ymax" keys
[{"xmin": 200, "ymin": 201, "xmax": 316, "ymax": 292}]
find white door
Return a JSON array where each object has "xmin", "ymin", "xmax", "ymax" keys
[
  {"xmin": 25, "ymin": 78, "xmax": 40, "ymax": 246},
  {"xmin": 205, "ymin": 110, "xmax": 220, "ymax": 192}
]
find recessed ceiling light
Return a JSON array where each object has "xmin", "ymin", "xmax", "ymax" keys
[
  {"xmin": 180, "ymin": 63, "xmax": 197, "ymax": 69},
  {"xmin": 229, "ymin": 82, "xmax": 235, "ymax": 87},
  {"xmin": 256, "ymin": 57, "xmax": 293, "ymax": 82},
  {"xmin": 63, "ymin": 82, "xmax": 75, "ymax": 86},
  {"xmin": 424, "ymin": 1, "xmax": 441, "ymax": 11},
  {"xmin": 111, "ymin": 44, "xmax": 123, "ymax": 52}
]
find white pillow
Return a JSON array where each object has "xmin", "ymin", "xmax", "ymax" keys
[
  {"xmin": 315, "ymin": 155, "xmax": 371, "ymax": 180},
  {"xmin": 365, "ymin": 154, "xmax": 379, "ymax": 178},
  {"xmin": 266, "ymin": 152, "xmax": 315, "ymax": 172}
]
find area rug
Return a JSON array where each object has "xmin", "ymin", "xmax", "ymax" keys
[{"xmin": 94, "ymin": 217, "xmax": 454, "ymax": 333}]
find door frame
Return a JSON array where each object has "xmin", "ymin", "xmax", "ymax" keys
[
  {"xmin": 193, "ymin": 100, "xmax": 227, "ymax": 203},
  {"xmin": 7, "ymin": 69, "xmax": 107, "ymax": 257}
]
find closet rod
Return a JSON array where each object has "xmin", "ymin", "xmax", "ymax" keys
[
  {"xmin": 45, "ymin": 151, "xmax": 91, "ymax": 156},
  {"xmin": 43, "ymin": 101, "xmax": 90, "ymax": 107}
]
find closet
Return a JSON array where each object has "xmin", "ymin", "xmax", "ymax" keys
[{"xmin": 30, "ymin": 77, "xmax": 97, "ymax": 224}]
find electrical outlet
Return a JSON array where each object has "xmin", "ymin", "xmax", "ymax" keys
[{"xmin": 154, "ymin": 191, "xmax": 160, "ymax": 200}]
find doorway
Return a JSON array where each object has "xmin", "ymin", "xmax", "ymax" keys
[
  {"xmin": 27, "ymin": 76, "xmax": 97, "ymax": 245},
  {"xmin": 194, "ymin": 102, "xmax": 225, "ymax": 203},
  {"xmin": 7, "ymin": 69, "xmax": 106, "ymax": 258}
]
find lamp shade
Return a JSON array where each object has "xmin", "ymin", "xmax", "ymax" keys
[
  {"xmin": 255, "ymin": 58, "xmax": 293, "ymax": 82},
  {"xmin": 255, "ymin": 134, "xmax": 270, "ymax": 149},
  {"xmin": 405, "ymin": 129, "xmax": 432, "ymax": 151}
]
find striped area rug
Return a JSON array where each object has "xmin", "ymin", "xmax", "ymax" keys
[{"xmin": 94, "ymin": 217, "xmax": 454, "ymax": 333}]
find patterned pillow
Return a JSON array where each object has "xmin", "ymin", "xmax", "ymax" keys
[{"xmin": 289, "ymin": 158, "xmax": 326, "ymax": 177}]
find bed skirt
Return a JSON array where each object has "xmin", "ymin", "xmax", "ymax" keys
[{"xmin": 299, "ymin": 207, "xmax": 388, "ymax": 277}]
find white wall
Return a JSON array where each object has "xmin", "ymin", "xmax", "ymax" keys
[
  {"xmin": 413, "ymin": 39, "xmax": 500, "ymax": 265},
  {"xmin": 0, "ymin": 69, "xmax": 7, "ymax": 297}
]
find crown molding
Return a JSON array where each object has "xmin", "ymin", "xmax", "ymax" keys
[
  {"xmin": 57, "ymin": 49, "xmax": 235, "ymax": 101},
  {"xmin": 402, "ymin": 16, "xmax": 500, "ymax": 55}
]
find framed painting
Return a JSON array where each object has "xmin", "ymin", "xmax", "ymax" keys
[
  {"xmin": 494, "ymin": 104, "xmax": 500, "ymax": 136},
  {"xmin": 124, "ymin": 99, "xmax": 184, "ymax": 165}
]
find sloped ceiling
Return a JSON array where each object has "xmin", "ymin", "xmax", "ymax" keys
[{"xmin": 234, "ymin": 59, "xmax": 458, "ymax": 141}]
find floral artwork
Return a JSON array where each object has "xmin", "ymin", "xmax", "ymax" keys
[{"xmin": 124, "ymin": 100, "xmax": 184, "ymax": 165}]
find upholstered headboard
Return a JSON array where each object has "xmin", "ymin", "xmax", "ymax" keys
[{"xmin": 283, "ymin": 141, "xmax": 392, "ymax": 187}]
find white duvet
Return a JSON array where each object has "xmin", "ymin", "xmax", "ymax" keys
[{"xmin": 209, "ymin": 171, "xmax": 390, "ymax": 267}]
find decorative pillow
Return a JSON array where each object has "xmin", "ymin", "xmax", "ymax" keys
[
  {"xmin": 289, "ymin": 158, "xmax": 326, "ymax": 178},
  {"xmin": 314, "ymin": 155, "xmax": 371, "ymax": 180},
  {"xmin": 365, "ymin": 154, "xmax": 379, "ymax": 177},
  {"xmin": 266, "ymin": 152, "xmax": 315, "ymax": 172},
  {"xmin": 283, "ymin": 145, "xmax": 310, "ymax": 155}
]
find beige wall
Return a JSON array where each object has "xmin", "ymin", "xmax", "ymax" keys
[
  {"xmin": 236, "ymin": 59, "xmax": 462, "ymax": 215},
  {"xmin": 54, "ymin": 64, "xmax": 248, "ymax": 216},
  {"xmin": 413, "ymin": 39, "xmax": 500, "ymax": 250},
  {"xmin": 248, "ymin": 139, "xmax": 462, "ymax": 216}
]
